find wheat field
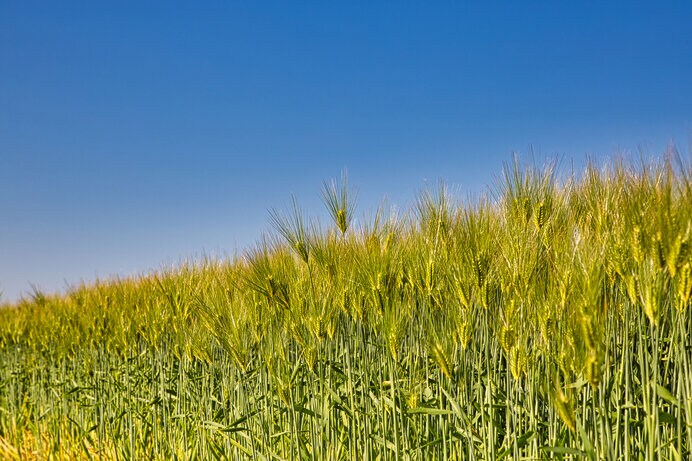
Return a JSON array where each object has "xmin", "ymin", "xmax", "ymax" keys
[{"xmin": 1, "ymin": 156, "xmax": 691, "ymax": 460}]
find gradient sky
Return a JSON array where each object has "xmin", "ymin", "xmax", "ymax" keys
[{"xmin": 1, "ymin": 1, "xmax": 691, "ymax": 303}]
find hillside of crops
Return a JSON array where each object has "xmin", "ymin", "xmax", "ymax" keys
[{"xmin": 1, "ymin": 156, "xmax": 692, "ymax": 460}]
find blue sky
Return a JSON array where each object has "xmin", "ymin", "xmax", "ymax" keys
[{"xmin": 1, "ymin": 1, "xmax": 691, "ymax": 302}]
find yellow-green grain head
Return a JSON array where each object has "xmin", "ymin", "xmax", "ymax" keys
[
  {"xmin": 677, "ymin": 262, "xmax": 692, "ymax": 310},
  {"xmin": 631, "ymin": 226, "xmax": 644, "ymax": 265}
]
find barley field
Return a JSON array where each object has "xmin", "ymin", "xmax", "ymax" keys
[{"xmin": 1, "ymin": 156, "xmax": 691, "ymax": 460}]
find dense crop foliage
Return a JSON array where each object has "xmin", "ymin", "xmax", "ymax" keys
[{"xmin": 2, "ymin": 156, "xmax": 692, "ymax": 460}]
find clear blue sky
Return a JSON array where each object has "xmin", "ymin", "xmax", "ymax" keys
[{"xmin": 1, "ymin": 1, "xmax": 691, "ymax": 303}]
